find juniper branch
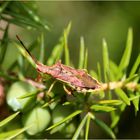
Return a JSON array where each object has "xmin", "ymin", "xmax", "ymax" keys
[{"xmin": 95, "ymin": 81, "xmax": 139, "ymax": 92}]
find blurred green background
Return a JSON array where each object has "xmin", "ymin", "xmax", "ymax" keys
[
  {"xmin": 4, "ymin": 1, "xmax": 140, "ymax": 138},
  {"xmin": 8, "ymin": 2, "xmax": 140, "ymax": 70}
]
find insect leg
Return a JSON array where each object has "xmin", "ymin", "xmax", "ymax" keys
[
  {"xmin": 35, "ymin": 73, "xmax": 43, "ymax": 82},
  {"xmin": 63, "ymin": 85, "xmax": 75, "ymax": 95},
  {"xmin": 46, "ymin": 80, "xmax": 57, "ymax": 97}
]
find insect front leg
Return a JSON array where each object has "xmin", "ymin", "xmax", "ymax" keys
[
  {"xmin": 63, "ymin": 85, "xmax": 75, "ymax": 96},
  {"xmin": 46, "ymin": 80, "xmax": 57, "ymax": 97},
  {"xmin": 36, "ymin": 73, "xmax": 43, "ymax": 82}
]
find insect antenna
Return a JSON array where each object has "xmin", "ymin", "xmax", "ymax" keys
[{"xmin": 16, "ymin": 35, "xmax": 37, "ymax": 68}]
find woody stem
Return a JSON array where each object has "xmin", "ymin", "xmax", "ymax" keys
[{"xmin": 96, "ymin": 81, "xmax": 139, "ymax": 92}]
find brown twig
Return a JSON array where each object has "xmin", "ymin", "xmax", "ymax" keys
[{"xmin": 94, "ymin": 81, "xmax": 138, "ymax": 92}]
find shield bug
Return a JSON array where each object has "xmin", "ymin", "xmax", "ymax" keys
[{"xmin": 16, "ymin": 35, "xmax": 101, "ymax": 94}]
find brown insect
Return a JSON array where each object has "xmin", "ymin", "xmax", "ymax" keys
[{"xmin": 16, "ymin": 35, "xmax": 101, "ymax": 94}]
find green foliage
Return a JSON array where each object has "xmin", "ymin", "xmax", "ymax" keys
[
  {"xmin": 72, "ymin": 113, "xmax": 87, "ymax": 140},
  {"xmin": 51, "ymin": 104, "xmax": 74, "ymax": 131},
  {"xmin": 0, "ymin": 1, "xmax": 49, "ymax": 30},
  {"xmin": 0, "ymin": 127, "xmax": 30, "ymax": 139},
  {"xmin": 102, "ymin": 38, "xmax": 110, "ymax": 82},
  {"xmin": 119, "ymin": 28, "xmax": 133, "ymax": 74},
  {"xmin": 6, "ymin": 81, "xmax": 36, "ymax": 112},
  {"xmin": 46, "ymin": 23, "xmax": 71, "ymax": 66},
  {"xmin": 93, "ymin": 117, "xmax": 116, "ymax": 139},
  {"xmin": 0, "ymin": 24, "xmax": 9, "ymax": 66},
  {"xmin": 64, "ymin": 22, "xmax": 71, "ymax": 66},
  {"xmin": 79, "ymin": 37, "xmax": 85, "ymax": 69},
  {"xmin": 90, "ymin": 104, "xmax": 116, "ymax": 112},
  {"xmin": 22, "ymin": 106, "xmax": 51, "ymax": 135},
  {"xmin": 0, "ymin": 1, "xmax": 140, "ymax": 139},
  {"xmin": 85, "ymin": 113, "xmax": 91, "ymax": 140},
  {"xmin": 0, "ymin": 112, "xmax": 19, "ymax": 127},
  {"xmin": 47, "ymin": 110, "xmax": 82, "ymax": 131}
]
